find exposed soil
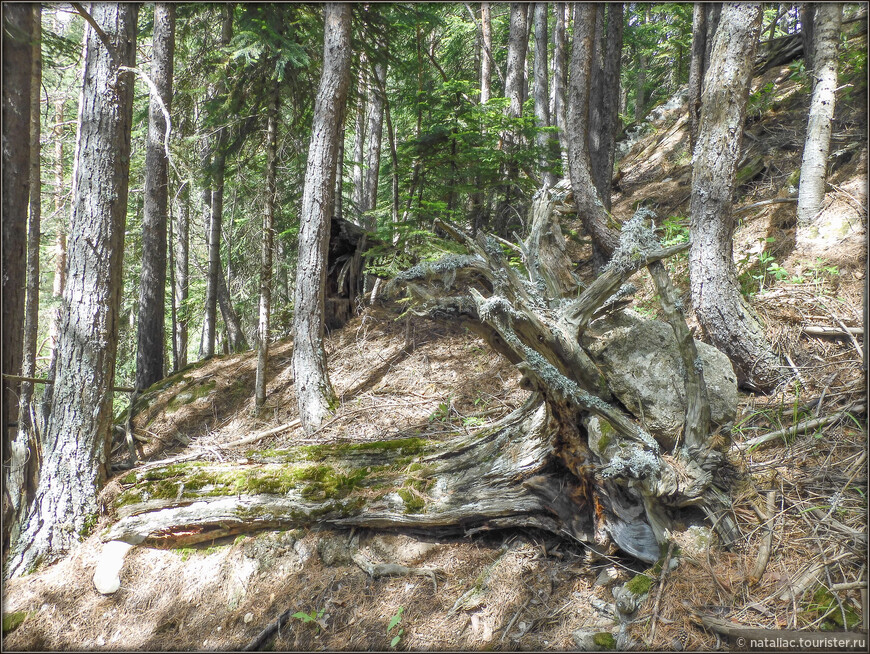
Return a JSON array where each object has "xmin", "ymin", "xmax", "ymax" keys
[{"xmin": 3, "ymin": 55, "xmax": 866, "ymax": 651}]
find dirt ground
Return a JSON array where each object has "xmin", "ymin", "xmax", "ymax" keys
[{"xmin": 3, "ymin": 57, "xmax": 866, "ymax": 651}]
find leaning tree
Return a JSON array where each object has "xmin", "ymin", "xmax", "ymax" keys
[{"xmin": 96, "ymin": 181, "xmax": 740, "ymax": 574}]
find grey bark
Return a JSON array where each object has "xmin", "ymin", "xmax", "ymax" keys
[
  {"xmin": 363, "ymin": 58, "xmax": 386, "ymax": 225},
  {"xmin": 505, "ymin": 3, "xmax": 529, "ymax": 126},
  {"xmin": 256, "ymin": 81, "xmax": 279, "ymax": 409},
  {"xmin": 20, "ymin": 5, "xmax": 42, "ymax": 430},
  {"xmin": 351, "ymin": 52, "xmax": 367, "ymax": 223},
  {"xmin": 796, "ymin": 4, "xmax": 842, "ymax": 226},
  {"xmin": 705, "ymin": 3, "xmax": 722, "ymax": 70},
  {"xmin": 589, "ymin": 3, "xmax": 624, "ymax": 210},
  {"xmin": 480, "ymin": 2, "xmax": 492, "ymax": 104},
  {"xmin": 136, "ymin": 3, "xmax": 175, "ymax": 391},
  {"xmin": 801, "ymin": 3, "xmax": 815, "ymax": 72},
  {"xmin": 533, "ymin": 3, "xmax": 556, "ymax": 188},
  {"xmin": 688, "ymin": 3, "xmax": 707, "ymax": 149},
  {"xmin": 551, "ymin": 2, "xmax": 568, "ymax": 172},
  {"xmin": 8, "ymin": 2, "xmax": 138, "ymax": 577},
  {"xmin": 2, "ymin": 2, "xmax": 33, "ymax": 560},
  {"xmin": 689, "ymin": 3, "xmax": 783, "ymax": 392},
  {"xmin": 217, "ymin": 261, "xmax": 248, "ymax": 352},
  {"xmin": 634, "ymin": 6, "xmax": 648, "ymax": 122},
  {"xmin": 566, "ymin": 3, "xmax": 620, "ymax": 260},
  {"xmin": 173, "ymin": 183, "xmax": 190, "ymax": 371},
  {"xmin": 292, "ymin": 3, "xmax": 352, "ymax": 432}
]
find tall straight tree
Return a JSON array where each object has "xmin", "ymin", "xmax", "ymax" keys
[
  {"xmin": 689, "ymin": 3, "xmax": 782, "ymax": 391},
  {"xmin": 533, "ymin": 3, "xmax": 556, "ymax": 188},
  {"xmin": 551, "ymin": 2, "xmax": 568, "ymax": 172},
  {"xmin": 588, "ymin": 3, "xmax": 624, "ymax": 209},
  {"xmin": 292, "ymin": 3, "xmax": 352, "ymax": 432},
  {"xmin": 8, "ymin": 2, "xmax": 139, "ymax": 576},
  {"xmin": 1, "ymin": 2, "xmax": 33, "ymax": 562},
  {"xmin": 796, "ymin": 3, "xmax": 842, "ymax": 226},
  {"xmin": 351, "ymin": 52, "xmax": 367, "ymax": 223},
  {"xmin": 256, "ymin": 80, "xmax": 280, "ymax": 409},
  {"xmin": 363, "ymin": 57, "xmax": 386, "ymax": 224},
  {"xmin": 480, "ymin": 2, "xmax": 492, "ymax": 104},
  {"xmin": 136, "ymin": 2, "xmax": 176, "ymax": 390},
  {"xmin": 19, "ymin": 4, "xmax": 42, "ymax": 432},
  {"xmin": 173, "ymin": 182, "xmax": 190, "ymax": 370},
  {"xmin": 566, "ymin": 2, "xmax": 619, "ymax": 262},
  {"xmin": 688, "ymin": 3, "xmax": 707, "ymax": 148}
]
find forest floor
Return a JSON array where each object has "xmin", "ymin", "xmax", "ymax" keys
[{"xmin": 3, "ymin": 60, "xmax": 866, "ymax": 651}]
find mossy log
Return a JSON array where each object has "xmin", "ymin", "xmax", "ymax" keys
[{"xmin": 104, "ymin": 188, "xmax": 739, "ymax": 564}]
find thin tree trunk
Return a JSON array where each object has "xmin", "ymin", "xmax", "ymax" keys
[
  {"xmin": 351, "ymin": 52, "xmax": 367, "ymax": 224},
  {"xmin": 689, "ymin": 3, "xmax": 782, "ymax": 392},
  {"xmin": 292, "ymin": 3, "xmax": 352, "ymax": 432},
  {"xmin": 688, "ymin": 3, "xmax": 707, "ymax": 149},
  {"xmin": 796, "ymin": 4, "xmax": 842, "ymax": 226},
  {"xmin": 363, "ymin": 59, "xmax": 386, "ymax": 226},
  {"xmin": 136, "ymin": 3, "xmax": 175, "ymax": 391},
  {"xmin": 533, "ymin": 3, "xmax": 556, "ymax": 188},
  {"xmin": 217, "ymin": 263, "xmax": 248, "ymax": 352},
  {"xmin": 480, "ymin": 2, "xmax": 492, "ymax": 104},
  {"xmin": 20, "ymin": 5, "xmax": 42, "ymax": 430},
  {"xmin": 256, "ymin": 81, "xmax": 279, "ymax": 409},
  {"xmin": 2, "ymin": 2, "xmax": 33, "ymax": 561},
  {"xmin": 634, "ymin": 6, "xmax": 648, "ymax": 122},
  {"xmin": 705, "ymin": 3, "xmax": 722, "ymax": 72},
  {"xmin": 566, "ymin": 3, "xmax": 619, "ymax": 261},
  {"xmin": 801, "ymin": 3, "xmax": 815, "ymax": 72},
  {"xmin": 552, "ymin": 2, "xmax": 568, "ymax": 174},
  {"xmin": 173, "ymin": 182, "xmax": 190, "ymax": 370},
  {"xmin": 8, "ymin": 2, "xmax": 138, "ymax": 577}
]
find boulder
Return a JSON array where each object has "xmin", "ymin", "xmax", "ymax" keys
[{"xmin": 583, "ymin": 311, "xmax": 738, "ymax": 448}]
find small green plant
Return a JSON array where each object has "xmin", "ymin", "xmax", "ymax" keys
[
  {"xmin": 462, "ymin": 416, "xmax": 486, "ymax": 428},
  {"xmin": 293, "ymin": 608, "xmax": 327, "ymax": 632},
  {"xmin": 429, "ymin": 401, "xmax": 452, "ymax": 424},
  {"xmin": 659, "ymin": 215, "xmax": 689, "ymax": 246},
  {"xmin": 388, "ymin": 607, "xmax": 404, "ymax": 648}
]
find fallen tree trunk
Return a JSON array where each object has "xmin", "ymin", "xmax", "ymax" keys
[{"xmin": 102, "ymin": 185, "xmax": 740, "ymax": 567}]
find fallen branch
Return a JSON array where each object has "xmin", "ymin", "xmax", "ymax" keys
[
  {"xmin": 648, "ymin": 541, "xmax": 675, "ymax": 644},
  {"xmin": 803, "ymin": 325, "xmax": 864, "ymax": 338},
  {"xmin": 351, "ymin": 551, "xmax": 441, "ymax": 591},
  {"xmin": 733, "ymin": 197, "xmax": 797, "ymax": 215},
  {"xmin": 732, "ymin": 403, "xmax": 866, "ymax": 452},
  {"xmin": 746, "ymin": 491, "xmax": 776, "ymax": 586},
  {"xmin": 3, "ymin": 373, "xmax": 135, "ymax": 393},
  {"xmin": 242, "ymin": 607, "xmax": 294, "ymax": 651}
]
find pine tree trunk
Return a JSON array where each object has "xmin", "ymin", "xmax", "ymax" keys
[
  {"xmin": 551, "ymin": 2, "xmax": 568, "ymax": 173},
  {"xmin": 688, "ymin": 3, "xmax": 707, "ymax": 149},
  {"xmin": 796, "ymin": 4, "xmax": 842, "ymax": 226},
  {"xmin": 7, "ymin": 2, "xmax": 138, "ymax": 578},
  {"xmin": 634, "ymin": 7, "xmax": 648, "ymax": 122},
  {"xmin": 801, "ymin": 3, "xmax": 815, "ymax": 72},
  {"xmin": 533, "ymin": 3, "xmax": 556, "ymax": 188},
  {"xmin": 173, "ymin": 183, "xmax": 190, "ymax": 371},
  {"xmin": 689, "ymin": 4, "xmax": 782, "ymax": 392},
  {"xmin": 292, "ymin": 3, "xmax": 352, "ymax": 433},
  {"xmin": 2, "ymin": 2, "xmax": 33, "ymax": 561},
  {"xmin": 480, "ymin": 2, "xmax": 492, "ymax": 105},
  {"xmin": 256, "ymin": 81, "xmax": 279, "ymax": 409},
  {"xmin": 566, "ymin": 3, "xmax": 619, "ymax": 261},
  {"xmin": 136, "ymin": 3, "xmax": 175, "ymax": 391},
  {"xmin": 351, "ymin": 52, "xmax": 367, "ymax": 224},
  {"xmin": 363, "ymin": 59, "xmax": 386, "ymax": 226},
  {"xmin": 19, "ymin": 5, "xmax": 42, "ymax": 430},
  {"xmin": 217, "ymin": 263, "xmax": 248, "ymax": 352}
]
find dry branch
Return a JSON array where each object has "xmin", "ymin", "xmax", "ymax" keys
[{"xmin": 733, "ymin": 403, "xmax": 865, "ymax": 452}]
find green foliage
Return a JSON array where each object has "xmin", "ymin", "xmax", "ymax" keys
[
  {"xmin": 292, "ymin": 608, "xmax": 327, "ymax": 631},
  {"xmin": 748, "ymin": 81, "xmax": 777, "ymax": 119},
  {"xmin": 2, "ymin": 611, "xmax": 29, "ymax": 635},
  {"xmin": 658, "ymin": 215, "xmax": 689, "ymax": 246},
  {"xmin": 387, "ymin": 607, "xmax": 405, "ymax": 648}
]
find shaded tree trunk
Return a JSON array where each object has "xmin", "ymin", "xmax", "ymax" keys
[
  {"xmin": 480, "ymin": 2, "xmax": 492, "ymax": 104},
  {"xmin": 551, "ymin": 2, "xmax": 569, "ymax": 173},
  {"xmin": 256, "ymin": 81, "xmax": 279, "ymax": 409},
  {"xmin": 8, "ymin": 2, "xmax": 138, "ymax": 578},
  {"xmin": 689, "ymin": 3, "xmax": 782, "ymax": 392},
  {"xmin": 688, "ymin": 3, "xmax": 707, "ymax": 149},
  {"xmin": 173, "ymin": 183, "xmax": 190, "ymax": 371},
  {"xmin": 566, "ymin": 3, "xmax": 619, "ymax": 262},
  {"xmin": 292, "ymin": 3, "xmax": 352, "ymax": 432},
  {"xmin": 136, "ymin": 3, "xmax": 175, "ymax": 391},
  {"xmin": 533, "ymin": 3, "xmax": 556, "ymax": 188},
  {"xmin": 351, "ymin": 52, "xmax": 367, "ymax": 224},
  {"xmin": 796, "ymin": 3, "xmax": 842, "ymax": 226},
  {"xmin": 217, "ymin": 264, "xmax": 248, "ymax": 352},
  {"xmin": 634, "ymin": 6, "xmax": 649, "ymax": 122},
  {"xmin": 589, "ymin": 3, "xmax": 624, "ymax": 210},
  {"xmin": 363, "ymin": 58, "xmax": 386, "ymax": 226},
  {"xmin": 20, "ymin": 4, "xmax": 42, "ymax": 431},
  {"xmin": 801, "ymin": 3, "xmax": 815, "ymax": 72},
  {"xmin": 2, "ymin": 2, "xmax": 33, "ymax": 562},
  {"xmin": 705, "ymin": 3, "xmax": 722, "ymax": 69}
]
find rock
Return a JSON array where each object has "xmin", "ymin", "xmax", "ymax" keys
[
  {"xmin": 316, "ymin": 532, "xmax": 358, "ymax": 566},
  {"xmin": 594, "ymin": 566, "xmax": 619, "ymax": 588},
  {"xmin": 93, "ymin": 541, "xmax": 133, "ymax": 595},
  {"xmin": 572, "ymin": 629, "xmax": 617, "ymax": 651},
  {"xmin": 244, "ymin": 612, "xmax": 254, "ymax": 624},
  {"xmin": 584, "ymin": 311, "xmax": 738, "ymax": 448}
]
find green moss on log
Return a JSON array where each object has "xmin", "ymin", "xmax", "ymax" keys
[{"xmin": 593, "ymin": 632, "xmax": 616, "ymax": 649}]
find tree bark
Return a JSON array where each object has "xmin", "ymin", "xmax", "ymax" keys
[
  {"xmin": 533, "ymin": 3, "xmax": 556, "ymax": 188},
  {"xmin": 705, "ymin": 3, "xmax": 722, "ymax": 71},
  {"xmin": 480, "ymin": 2, "xmax": 492, "ymax": 104},
  {"xmin": 351, "ymin": 52, "xmax": 367, "ymax": 224},
  {"xmin": 292, "ymin": 3, "xmax": 352, "ymax": 432},
  {"xmin": 689, "ymin": 3, "xmax": 783, "ymax": 392},
  {"xmin": 589, "ymin": 3, "xmax": 624, "ymax": 210},
  {"xmin": 688, "ymin": 3, "xmax": 707, "ymax": 149},
  {"xmin": 363, "ymin": 58, "xmax": 386, "ymax": 226},
  {"xmin": 20, "ymin": 5, "xmax": 42, "ymax": 431},
  {"xmin": 634, "ymin": 6, "xmax": 649, "ymax": 122},
  {"xmin": 217, "ymin": 263, "xmax": 248, "ymax": 352},
  {"xmin": 256, "ymin": 81, "xmax": 279, "ymax": 409},
  {"xmin": 136, "ymin": 3, "xmax": 175, "ymax": 391},
  {"xmin": 796, "ymin": 3, "xmax": 842, "ymax": 226},
  {"xmin": 566, "ymin": 3, "xmax": 620, "ymax": 262},
  {"xmin": 551, "ymin": 2, "xmax": 568, "ymax": 173},
  {"xmin": 801, "ymin": 3, "xmax": 815, "ymax": 72},
  {"xmin": 173, "ymin": 183, "xmax": 190, "ymax": 371},
  {"xmin": 2, "ymin": 2, "xmax": 33, "ymax": 562},
  {"xmin": 8, "ymin": 2, "xmax": 138, "ymax": 578}
]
